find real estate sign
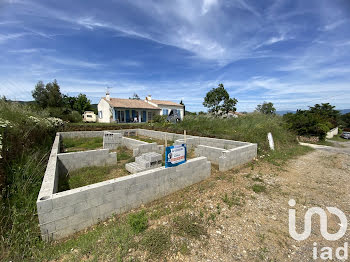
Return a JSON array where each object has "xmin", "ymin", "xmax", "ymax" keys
[{"xmin": 165, "ymin": 144, "xmax": 187, "ymax": 167}]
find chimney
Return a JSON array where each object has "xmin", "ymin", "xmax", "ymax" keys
[
  {"xmin": 146, "ymin": 94, "xmax": 152, "ymax": 101},
  {"xmin": 106, "ymin": 90, "xmax": 110, "ymax": 101}
]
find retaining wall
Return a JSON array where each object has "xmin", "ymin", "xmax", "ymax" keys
[
  {"xmin": 57, "ymin": 149, "xmax": 117, "ymax": 172},
  {"xmin": 38, "ymin": 157, "xmax": 211, "ymax": 240},
  {"xmin": 326, "ymin": 127, "xmax": 339, "ymax": 139}
]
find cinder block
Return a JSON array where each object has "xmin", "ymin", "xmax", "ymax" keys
[{"xmin": 37, "ymin": 198, "xmax": 53, "ymax": 214}]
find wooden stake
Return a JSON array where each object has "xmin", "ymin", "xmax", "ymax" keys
[{"xmin": 165, "ymin": 134, "xmax": 167, "ymax": 148}]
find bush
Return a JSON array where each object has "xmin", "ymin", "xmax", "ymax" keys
[
  {"xmin": 283, "ymin": 110, "xmax": 332, "ymax": 140},
  {"xmin": 153, "ymin": 115, "xmax": 167, "ymax": 123},
  {"xmin": 128, "ymin": 210, "xmax": 148, "ymax": 233},
  {"xmin": 67, "ymin": 111, "xmax": 82, "ymax": 123}
]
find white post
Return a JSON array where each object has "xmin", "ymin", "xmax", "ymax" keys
[
  {"xmin": 267, "ymin": 132, "xmax": 275, "ymax": 151},
  {"xmin": 184, "ymin": 130, "xmax": 187, "ymax": 144}
]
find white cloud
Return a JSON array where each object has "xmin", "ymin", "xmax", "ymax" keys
[
  {"xmin": 0, "ymin": 32, "xmax": 27, "ymax": 43},
  {"xmin": 321, "ymin": 19, "xmax": 347, "ymax": 31},
  {"xmin": 201, "ymin": 0, "xmax": 218, "ymax": 15}
]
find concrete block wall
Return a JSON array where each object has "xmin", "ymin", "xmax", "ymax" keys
[
  {"xmin": 37, "ymin": 134, "xmax": 61, "ymax": 201},
  {"xmin": 121, "ymin": 137, "xmax": 163, "ymax": 157},
  {"xmin": 195, "ymin": 145, "xmax": 227, "ymax": 165},
  {"xmin": 57, "ymin": 149, "xmax": 117, "ymax": 172},
  {"xmin": 174, "ymin": 137, "xmax": 199, "ymax": 150},
  {"xmin": 38, "ymin": 157, "xmax": 211, "ymax": 241},
  {"xmin": 134, "ymin": 143, "xmax": 164, "ymax": 157},
  {"xmin": 218, "ymin": 144, "xmax": 257, "ymax": 171},
  {"xmin": 103, "ymin": 132, "xmax": 122, "ymax": 150}
]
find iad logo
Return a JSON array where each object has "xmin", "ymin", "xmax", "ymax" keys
[{"xmin": 288, "ymin": 199, "xmax": 348, "ymax": 260}]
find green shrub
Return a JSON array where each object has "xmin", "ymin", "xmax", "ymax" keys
[
  {"xmin": 283, "ymin": 110, "xmax": 332, "ymax": 140},
  {"xmin": 67, "ymin": 110, "xmax": 82, "ymax": 123},
  {"xmin": 128, "ymin": 210, "xmax": 148, "ymax": 233},
  {"xmin": 153, "ymin": 115, "xmax": 167, "ymax": 123}
]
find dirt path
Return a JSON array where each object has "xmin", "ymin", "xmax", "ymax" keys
[
  {"xmin": 50, "ymin": 149, "xmax": 350, "ymax": 261},
  {"xmin": 147, "ymin": 150, "xmax": 350, "ymax": 261}
]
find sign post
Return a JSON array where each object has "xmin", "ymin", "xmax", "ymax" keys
[{"xmin": 165, "ymin": 144, "xmax": 187, "ymax": 168}]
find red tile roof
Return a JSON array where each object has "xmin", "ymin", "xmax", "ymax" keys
[
  {"xmin": 104, "ymin": 98, "xmax": 160, "ymax": 110},
  {"xmin": 149, "ymin": 99, "xmax": 183, "ymax": 106}
]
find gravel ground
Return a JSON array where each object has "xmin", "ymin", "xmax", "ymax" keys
[{"xmin": 142, "ymin": 149, "xmax": 350, "ymax": 261}]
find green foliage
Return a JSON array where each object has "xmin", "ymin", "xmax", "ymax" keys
[
  {"xmin": 32, "ymin": 80, "xmax": 63, "ymax": 108},
  {"xmin": 256, "ymin": 101, "xmax": 276, "ymax": 115},
  {"xmin": 32, "ymin": 81, "xmax": 91, "ymax": 121},
  {"xmin": 154, "ymin": 113, "xmax": 296, "ymax": 153},
  {"xmin": 252, "ymin": 184, "xmax": 266, "ymax": 193},
  {"xmin": 73, "ymin": 93, "xmax": 92, "ymax": 114},
  {"xmin": 128, "ymin": 210, "xmax": 148, "ymax": 233},
  {"xmin": 283, "ymin": 108, "xmax": 333, "ymax": 140},
  {"xmin": 153, "ymin": 114, "xmax": 167, "ymax": 123},
  {"xmin": 203, "ymin": 83, "xmax": 238, "ymax": 115},
  {"xmin": 340, "ymin": 113, "xmax": 350, "ymax": 128},
  {"xmin": 67, "ymin": 110, "xmax": 82, "ymax": 123},
  {"xmin": 0, "ymin": 100, "xmax": 60, "ymax": 260},
  {"xmin": 309, "ymin": 103, "xmax": 340, "ymax": 127}
]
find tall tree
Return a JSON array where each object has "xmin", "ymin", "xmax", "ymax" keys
[
  {"xmin": 46, "ymin": 80, "xmax": 63, "ymax": 107},
  {"xmin": 203, "ymin": 83, "xmax": 238, "ymax": 115},
  {"xmin": 73, "ymin": 93, "xmax": 92, "ymax": 114},
  {"xmin": 32, "ymin": 81, "xmax": 48, "ymax": 108},
  {"xmin": 309, "ymin": 103, "xmax": 340, "ymax": 126},
  {"xmin": 129, "ymin": 93, "xmax": 140, "ymax": 100},
  {"xmin": 256, "ymin": 102, "xmax": 276, "ymax": 115},
  {"xmin": 32, "ymin": 80, "xmax": 63, "ymax": 108}
]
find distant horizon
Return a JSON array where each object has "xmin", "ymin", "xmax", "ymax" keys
[
  {"xmin": 9, "ymin": 98, "xmax": 350, "ymax": 114},
  {"xmin": 1, "ymin": 0, "xmax": 350, "ymax": 112}
]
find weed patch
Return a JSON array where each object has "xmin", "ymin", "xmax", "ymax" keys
[
  {"xmin": 252, "ymin": 184, "xmax": 266, "ymax": 193},
  {"xmin": 173, "ymin": 213, "xmax": 207, "ymax": 239},
  {"xmin": 63, "ymin": 137, "xmax": 103, "ymax": 152},
  {"xmin": 128, "ymin": 210, "xmax": 148, "ymax": 233},
  {"xmin": 141, "ymin": 226, "xmax": 171, "ymax": 258}
]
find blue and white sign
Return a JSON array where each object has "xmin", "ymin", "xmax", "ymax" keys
[{"xmin": 165, "ymin": 144, "xmax": 187, "ymax": 168}]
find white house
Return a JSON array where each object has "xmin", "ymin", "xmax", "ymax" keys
[
  {"xmin": 97, "ymin": 92, "xmax": 184, "ymax": 123},
  {"xmin": 144, "ymin": 95, "xmax": 185, "ymax": 120}
]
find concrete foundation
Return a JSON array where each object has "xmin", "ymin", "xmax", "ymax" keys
[
  {"xmin": 38, "ymin": 156, "xmax": 210, "ymax": 241},
  {"xmin": 37, "ymin": 128, "xmax": 257, "ymax": 241}
]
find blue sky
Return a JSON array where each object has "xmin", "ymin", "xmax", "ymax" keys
[{"xmin": 0, "ymin": 0, "xmax": 350, "ymax": 112}]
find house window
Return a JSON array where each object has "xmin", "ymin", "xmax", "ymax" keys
[
  {"xmin": 148, "ymin": 112, "xmax": 153, "ymax": 121},
  {"xmin": 98, "ymin": 111, "xmax": 103, "ymax": 118},
  {"xmin": 117, "ymin": 110, "xmax": 125, "ymax": 122},
  {"xmin": 163, "ymin": 109, "xmax": 168, "ymax": 115}
]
